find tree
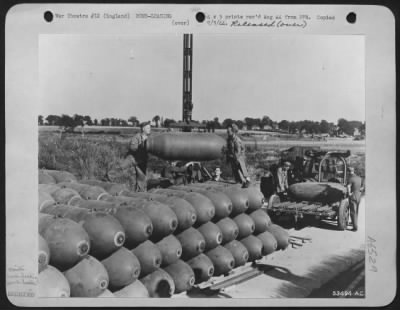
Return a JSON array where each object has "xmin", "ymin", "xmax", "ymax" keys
[
  {"xmin": 278, "ymin": 120, "xmax": 290, "ymax": 131},
  {"xmin": 83, "ymin": 115, "xmax": 93, "ymax": 126},
  {"xmin": 101, "ymin": 118, "xmax": 110, "ymax": 126},
  {"xmin": 213, "ymin": 117, "xmax": 220, "ymax": 129},
  {"xmin": 152, "ymin": 115, "xmax": 161, "ymax": 128},
  {"xmin": 46, "ymin": 115, "xmax": 61, "ymax": 126},
  {"xmin": 38, "ymin": 115, "xmax": 44, "ymax": 126},
  {"xmin": 319, "ymin": 120, "xmax": 330, "ymax": 134},
  {"xmin": 59, "ymin": 114, "xmax": 77, "ymax": 132},
  {"xmin": 222, "ymin": 118, "xmax": 233, "ymax": 129},
  {"xmin": 235, "ymin": 120, "xmax": 244, "ymax": 130},
  {"xmin": 163, "ymin": 118, "xmax": 176, "ymax": 128},
  {"xmin": 93, "ymin": 119, "xmax": 98, "ymax": 126},
  {"xmin": 337, "ymin": 118, "xmax": 354, "ymax": 135},
  {"xmin": 261, "ymin": 115, "xmax": 273, "ymax": 128},
  {"xmin": 73, "ymin": 114, "xmax": 84, "ymax": 127},
  {"xmin": 128, "ymin": 116, "xmax": 139, "ymax": 127}
]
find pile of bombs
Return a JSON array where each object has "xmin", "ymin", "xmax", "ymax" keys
[{"xmin": 38, "ymin": 169, "xmax": 290, "ymax": 298}]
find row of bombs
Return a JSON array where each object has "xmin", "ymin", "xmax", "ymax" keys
[{"xmin": 38, "ymin": 169, "xmax": 290, "ymax": 297}]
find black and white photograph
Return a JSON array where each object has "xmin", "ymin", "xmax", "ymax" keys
[{"xmin": 5, "ymin": 3, "xmax": 396, "ymax": 307}]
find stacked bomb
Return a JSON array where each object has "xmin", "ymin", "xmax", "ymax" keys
[{"xmin": 38, "ymin": 169, "xmax": 290, "ymax": 297}]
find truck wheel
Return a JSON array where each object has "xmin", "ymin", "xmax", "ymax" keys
[
  {"xmin": 337, "ymin": 199, "xmax": 349, "ymax": 231},
  {"xmin": 267, "ymin": 194, "xmax": 280, "ymax": 210}
]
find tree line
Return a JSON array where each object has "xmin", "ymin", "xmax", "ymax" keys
[{"xmin": 38, "ymin": 114, "xmax": 365, "ymax": 136}]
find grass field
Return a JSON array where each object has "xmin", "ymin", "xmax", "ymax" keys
[{"xmin": 38, "ymin": 128, "xmax": 365, "ymax": 185}]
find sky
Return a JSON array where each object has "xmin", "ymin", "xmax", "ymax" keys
[{"xmin": 39, "ymin": 34, "xmax": 364, "ymax": 123}]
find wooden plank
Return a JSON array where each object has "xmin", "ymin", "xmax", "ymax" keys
[{"xmin": 286, "ymin": 203, "xmax": 307, "ymax": 210}]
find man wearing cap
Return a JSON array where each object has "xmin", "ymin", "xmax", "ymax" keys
[
  {"xmin": 347, "ymin": 166, "xmax": 362, "ymax": 232},
  {"xmin": 226, "ymin": 124, "xmax": 251, "ymax": 188},
  {"xmin": 276, "ymin": 161, "xmax": 291, "ymax": 199},
  {"xmin": 122, "ymin": 121, "xmax": 151, "ymax": 191}
]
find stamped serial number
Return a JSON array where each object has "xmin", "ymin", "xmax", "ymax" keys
[{"xmin": 332, "ymin": 290, "xmax": 364, "ymax": 297}]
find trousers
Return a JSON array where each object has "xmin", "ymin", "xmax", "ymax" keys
[
  {"xmin": 349, "ymin": 193, "xmax": 361, "ymax": 230},
  {"xmin": 229, "ymin": 157, "xmax": 249, "ymax": 184}
]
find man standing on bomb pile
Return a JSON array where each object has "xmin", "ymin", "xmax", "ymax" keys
[
  {"xmin": 226, "ymin": 123, "xmax": 251, "ymax": 188},
  {"xmin": 121, "ymin": 121, "xmax": 151, "ymax": 192}
]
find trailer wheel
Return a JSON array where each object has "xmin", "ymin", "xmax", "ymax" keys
[
  {"xmin": 337, "ymin": 199, "xmax": 349, "ymax": 230},
  {"xmin": 267, "ymin": 194, "xmax": 280, "ymax": 210}
]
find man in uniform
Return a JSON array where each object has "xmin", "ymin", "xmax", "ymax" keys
[
  {"xmin": 226, "ymin": 124, "xmax": 251, "ymax": 188},
  {"xmin": 122, "ymin": 121, "xmax": 151, "ymax": 192},
  {"xmin": 347, "ymin": 166, "xmax": 362, "ymax": 232},
  {"xmin": 276, "ymin": 161, "xmax": 291, "ymax": 199}
]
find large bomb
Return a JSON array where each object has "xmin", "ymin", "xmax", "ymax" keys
[
  {"xmin": 170, "ymin": 185, "xmax": 233, "ymax": 220},
  {"xmin": 146, "ymin": 132, "xmax": 225, "ymax": 161},
  {"xmin": 39, "ymin": 234, "xmax": 50, "ymax": 273},
  {"xmin": 51, "ymin": 188, "xmax": 81, "ymax": 205},
  {"xmin": 39, "ymin": 213, "xmax": 90, "ymax": 270},
  {"xmin": 207, "ymin": 182, "xmax": 265, "ymax": 211},
  {"xmin": 39, "ymin": 183, "xmax": 60, "ymax": 195},
  {"xmin": 113, "ymin": 280, "xmax": 149, "ymax": 298},
  {"xmin": 126, "ymin": 192, "xmax": 197, "ymax": 231},
  {"xmin": 206, "ymin": 246, "xmax": 235, "ymax": 276},
  {"xmin": 215, "ymin": 217, "xmax": 239, "ymax": 244},
  {"xmin": 39, "ymin": 170, "xmax": 56, "ymax": 184},
  {"xmin": 41, "ymin": 204, "xmax": 125, "ymax": 259},
  {"xmin": 64, "ymin": 255, "xmax": 109, "ymax": 297},
  {"xmin": 42, "ymin": 170, "xmax": 77, "ymax": 183},
  {"xmin": 38, "ymin": 191, "xmax": 55, "ymax": 211},
  {"xmin": 187, "ymin": 254, "xmax": 215, "ymax": 284},
  {"xmin": 249, "ymin": 209, "xmax": 272, "ymax": 234},
  {"xmin": 156, "ymin": 235, "xmax": 182, "ymax": 267},
  {"xmin": 164, "ymin": 260, "xmax": 195, "ymax": 294},
  {"xmin": 176, "ymin": 227, "xmax": 206, "ymax": 260},
  {"xmin": 233, "ymin": 214, "xmax": 255, "ymax": 239},
  {"xmin": 150, "ymin": 188, "xmax": 215, "ymax": 224},
  {"xmin": 197, "ymin": 222, "xmax": 223, "ymax": 250},
  {"xmin": 224, "ymin": 240, "xmax": 249, "ymax": 267},
  {"xmin": 140, "ymin": 268, "xmax": 175, "ymax": 298},
  {"xmin": 74, "ymin": 201, "xmax": 153, "ymax": 248},
  {"xmin": 58, "ymin": 182, "xmax": 110, "ymax": 200},
  {"xmin": 101, "ymin": 247, "xmax": 141, "ymax": 291},
  {"xmin": 257, "ymin": 231, "xmax": 278, "ymax": 255},
  {"xmin": 240, "ymin": 235, "xmax": 263, "ymax": 261},
  {"xmin": 191, "ymin": 183, "xmax": 249, "ymax": 216},
  {"xmin": 265, "ymin": 224, "xmax": 289, "ymax": 250},
  {"xmin": 38, "ymin": 265, "xmax": 70, "ymax": 297},
  {"xmin": 288, "ymin": 182, "xmax": 347, "ymax": 204},
  {"xmin": 132, "ymin": 240, "xmax": 162, "ymax": 277},
  {"xmin": 79, "ymin": 179, "xmax": 130, "ymax": 196},
  {"xmin": 122, "ymin": 198, "xmax": 178, "ymax": 239}
]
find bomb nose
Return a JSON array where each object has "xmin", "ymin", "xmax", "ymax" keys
[
  {"xmin": 250, "ymin": 224, "xmax": 255, "ymax": 232},
  {"xmin": 227, "ymin": 204, "xmax": 233, "ymax": 213},
  {"xmin": 191, "ymin": 213, "xmax": 197, "ymax": 223},
  {"xmin": 243, "ymin": 252, "xmax": 249, "ymax": 261},
  {"xmin": 189, "ymin": 276, "xmax": 195, "ymax": 286},
  {"xmin": 170, "ymin": 219, "xmax": 178, "ymax": 230},
  {"xmin": 198, "ymin": 241, "xmax": 205, "ymax": 252},
  {"xmin": 233, "ymin": 229, "xmax": 239, "ymax": 238},
  {"xmin": 216, "ymin": 233, "xmax": 222, "ymax": 244},
  {"xmin": 155, "ymin": 257, "xmax": 162, "ymax": 267},
  {"xmin": 99, "ymin": 279, "xmax": 108, "ymax": 289},
  {"xmin": 229, "ymin": 260, "xmax": 234, "ymax": 268},
  {"xmin": 114, "ymin": 232, "xmax": 125, "ymax": 246},
  {"xmin": 78, "ymin": 241, "xmax": 90, "ymax": 256},
  {"xmin": 208, "ymin": 267, "xmax": 214, "ymax": 276},
  {"xmin": 146, "ymin": 224, "xmax": 153, "ymax": 236},
  {"xmin": 177, "ymin": 248, "xmax": 182, "ymax": 257}
]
